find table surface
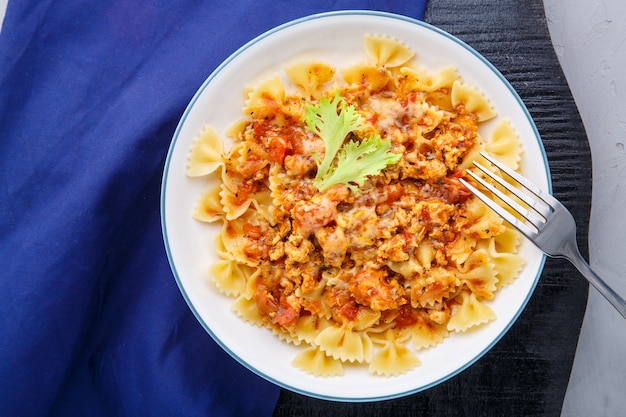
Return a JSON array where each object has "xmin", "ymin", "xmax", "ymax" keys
[
  {"xmin": 544, "ymin": 0, "xmax": 626, "ymax": 416},
  {"xmin": 2, "ymin": 1, "xmax": 623, "ymax": 416}
]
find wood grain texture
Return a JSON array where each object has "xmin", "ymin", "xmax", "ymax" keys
[{"xmin": 273, "ymin": 1, "xmax": 591, "ymax": 415}]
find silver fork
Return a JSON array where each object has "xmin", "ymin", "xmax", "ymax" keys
[{"xmin": 460, "ymin": 151, "xmax": 626, "ymax": 320}]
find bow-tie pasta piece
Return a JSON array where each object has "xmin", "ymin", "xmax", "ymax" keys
[
  {"xmin": 243, "ymin": 75, "xmax": 286, "ymax": 119},
  {"xmin": 399, "ymin": 65, "xmax": 459, "ymax": 99},
  {"xmin": 451, "ymin": 80, "xmax": 497, "ymax": 122},
  {"xmin": 314, "ymin": 324, "xmax": 374, "ymax": 364},
  {"xmin": 192, "ymin": 181, "xmax": 223, "ymax": 223},
  {"xmin": 485, "ymin": 118, "xmax": 522, "ymax": 170},
  {"xmin": 447, "ymin": 290, "xmax": 497, "ymax": 332},
  {"xmin": 364, "ymin": 33, "xmax": 415, "ymax": 68},
  {"xmin": 481, "ymin": 230, "xmax": 525, "ymax": 289},
  {"xmin": 225, "ymin": 118, "xmax": 250, "ymax": 143},
  {"xmin": 231, "ymin": 294, "xmax": 265, "ymax": 327},
  {"xmin": 463, "ymin": 196, "xmax": 507, "ymax": 240},
  {"xmin": 293, "ymin": 314, "xmax": 334, "ymax": 345},
  {"xmin": 409, "ymin": 316, "xmax": 450, "ymax": 350},
  {"xmin": 298, "ymin": 274, "xmax": 333, "ymax": 321},
  {"xmin": 341, "ymin": 63, "xmax": 392, "ymax": 93},
  {"xmin": 409, "ymin": 267, "xmax": 460, "ymax": 309},
  {"xmin": 387, "ymin": 254, "xmax": 426, "ymax": 281},
  {"xmin": 457, "ymin": 249, "xmax": 499, "ymax": 300},
  {"xmin": 219, "ymin": 211, "xmax": 266, "ymax": 266},
  {"xmin": 292, "ymin": 345, "xmax": 344, "ymax": 377},
  {"xmin": 285, "ymin": 61, "xmax": 336, "ymax": 99},
  {"xmin": 350, "ymin": 306, "xmax": 382, "ymax": 332},
  {"xmin": 218, "ymin": 149, "xmax": 256, "ymax": 220},
  {"xmin": 249, "ymin": 189, "xmax": 274, "ymax": 224},
  {"xmin": 209, "ymin": 259, "xmax": 253, "ymax": 297},
  {"xmin": 186, "ymin": 125, "xmax": 224, "ymax": 177},
  {"xmin": 219, "ymin": 146, "xmax": 276, "ymax": 222},
  {"xmin": 369, "ymin": 329, "xmax": 421, "ymax": 376}
]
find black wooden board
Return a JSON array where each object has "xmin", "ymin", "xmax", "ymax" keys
[{"xmin": 273, "ymin": 1, "xmax": 591, "ymax": 415}]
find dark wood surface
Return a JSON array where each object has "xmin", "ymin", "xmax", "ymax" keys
[{"xmin": 273, "ymin": 1, "xmax": 591, "ymax": 415}]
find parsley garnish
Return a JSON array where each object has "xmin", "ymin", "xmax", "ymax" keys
[{"xmin": 302, "ymin": 92, "xmax": 400, "ymax": 192}]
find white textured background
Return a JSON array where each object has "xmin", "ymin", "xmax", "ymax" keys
[
  {"xmin": 0, "ymin": 1, "xmax": 5, "ymax": 28},
  {"xmin": 1, "ymin": 0, "xmax": 624, "ymax": 415},
  {"xmin": 544, "ymin": 0, "xmax": 626, "ymax": 415}
]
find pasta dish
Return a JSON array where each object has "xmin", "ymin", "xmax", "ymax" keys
[{"xmin": 185, "ymin": 34, "xmax": 524, "ymax": 376}]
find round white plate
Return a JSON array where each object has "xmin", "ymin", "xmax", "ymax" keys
[{"xmin": 161, "ymin": 10, "xmax": 550, "ymax": 402}]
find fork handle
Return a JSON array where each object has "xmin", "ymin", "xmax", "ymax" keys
[{"xmin": 565, "ymin": 245, "xmax": 626, "ymax": 320}]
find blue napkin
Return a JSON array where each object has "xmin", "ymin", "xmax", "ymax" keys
[{"xmin": 0, "ymin": 1, "xmax": 427, "ymax": 415}]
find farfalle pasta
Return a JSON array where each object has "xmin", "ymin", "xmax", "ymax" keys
[{"xmin": 186, "ymin": 34, "xmax": 525, "ymax": 377}]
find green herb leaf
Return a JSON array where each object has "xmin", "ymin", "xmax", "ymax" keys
[
  {"xmin": 302, "ymin": 92, "xmax": 400, "ymax": 192},
  {"xmin": 316, "ymin": 134, "xmax": 401, "ymax": 192}
]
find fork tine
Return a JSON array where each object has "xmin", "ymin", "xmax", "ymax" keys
[
  {"xmin": 470, "ymin": 161, "xmax": 551, "ymax": 221},
  {"xmin": 459, "ymin": 178, "xmax": 538, "ymax": 238},
  {"xmin": 478, "ymin": 152, "xmax": 554, "ymax": 217},
  {"xmin": 463, "ymin": 169, "xmax": 545, "ymax": 232}
]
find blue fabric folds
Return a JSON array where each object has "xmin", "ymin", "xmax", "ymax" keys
[{"xmin": 0, "ymin": 1, "xmax": 427, "ymax": 416}]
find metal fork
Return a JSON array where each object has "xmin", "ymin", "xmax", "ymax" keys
[{"xmin": 460, "ymin": 151, "xmax": 626, "ymax": 320}]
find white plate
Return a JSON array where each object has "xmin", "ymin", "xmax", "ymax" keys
[{"xmin": 161, "ymin": 10, "xmax": 550, "ymax": 402}]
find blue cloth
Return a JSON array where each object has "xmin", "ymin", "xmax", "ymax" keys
[{"xmin": 0, "ymin": 1, "xmax": 427, "ymax": 416}]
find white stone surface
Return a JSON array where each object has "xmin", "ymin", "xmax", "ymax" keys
[
  {"xmin": 0, "ymin": 0, "xmax": 6, "ymax": 32},
  {"xmin": 543, "ymin": 0, "xmax": 626, "ymax": 415}
]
